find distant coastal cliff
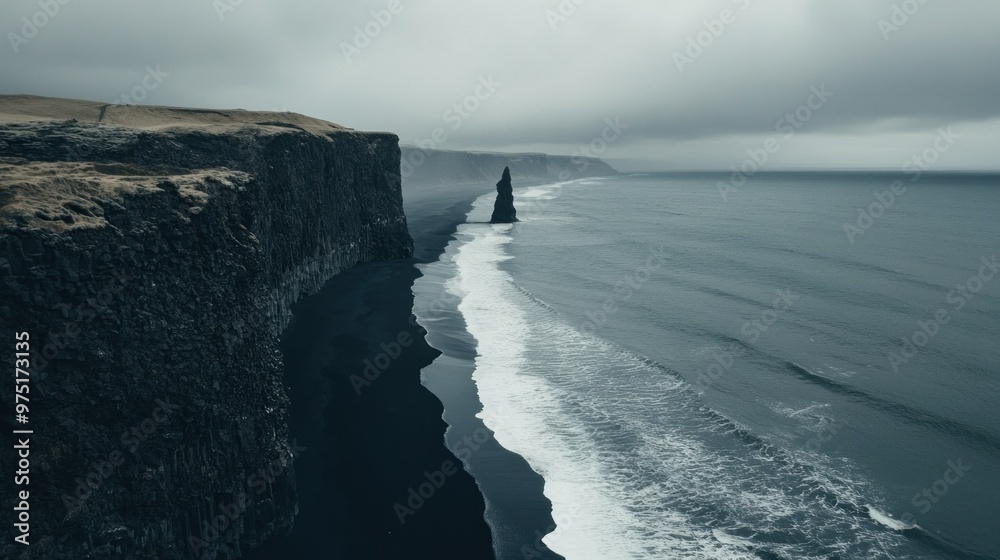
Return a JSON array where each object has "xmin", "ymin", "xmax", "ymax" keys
[
  {"xmin": 0, "ymin": 96, "xmax": 411, "ymax": 559},
  {"xmin": 399, "ymin": 146, "xmax": 618, "ymax": 187}
]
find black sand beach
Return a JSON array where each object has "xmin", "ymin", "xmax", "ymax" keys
[
  {"xmin": 407, "ymin": 180, "xmax": 568, "ymax": 560},
  {"xmin": 249, "ymin": 180, "xmax": 563, "ymax": 559}
]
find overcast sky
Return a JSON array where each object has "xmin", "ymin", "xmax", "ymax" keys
[{"xmin": 2, "ymin": 0, "xmax": 998, "ymax": 170}]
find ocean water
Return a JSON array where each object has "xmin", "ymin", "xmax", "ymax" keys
[{"xmin": 417, "ymin": 172, "xmax": 1000, "ymax": 559}]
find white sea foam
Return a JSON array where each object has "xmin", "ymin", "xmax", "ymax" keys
[
  {"xmin": 518, "ymin": 185, "xmax": 563, "ymax": 200},
  {"xmin": 450, "ymin": 194, "xmax": 762, "ymax": 558},
  {"xmin": 712, "ymin": 529, "xmax": 754, "ymax": 548},
  {"xmin": 867, "ymin": 506, "xmax": 917, "ymax": 531},
  {"xmin": 451, "ymin": 222, "xmax": 654, "ymax": 558},
  {"xmin": 435, "ymin": 187, "xmax": 919, "ymax": 559},
  {"xmin": 825, "ymin": 364, "xmax": 860, "ymax": 378}
]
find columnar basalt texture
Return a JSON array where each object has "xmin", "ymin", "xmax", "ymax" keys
[{"xmin": 0, "ymin": 97, "xmax": 412, "ymax": 559}]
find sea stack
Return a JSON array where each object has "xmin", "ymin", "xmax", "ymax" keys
[{"xmin": 489, "ymin": 166, "xmax": 518, "ymax": 223}]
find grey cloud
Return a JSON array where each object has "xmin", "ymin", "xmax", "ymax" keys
[{"xmin": 1, "ymin": 0, "xmax": 997, "ymax": 169}]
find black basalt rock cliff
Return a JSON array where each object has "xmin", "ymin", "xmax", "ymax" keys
[
  {"xmin": 0, "ymin": 95, "xmax": 412, "ymax": 559},
  {"xmin": 489, "ymin": 166, "xmax": 518, "ymax": 223}
]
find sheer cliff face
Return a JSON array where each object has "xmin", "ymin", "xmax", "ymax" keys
[{"xmin": 0, "ymin": 98, "xmax": 411, "ymax": 559}]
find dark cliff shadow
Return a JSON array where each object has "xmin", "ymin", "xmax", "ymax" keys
[{"xmin": 247, "ymin": 259, "xmax": 495, "ymax": 559}]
